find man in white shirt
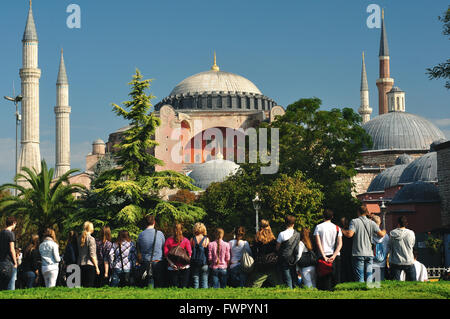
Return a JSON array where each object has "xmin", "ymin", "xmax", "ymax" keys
[
  {"xmin": 400, "ymin": 250, "xmax": 429, "ymax": 282},
  {"xmin": 314, "ymin": 209, "xmax": 342, "ymax": 291}
]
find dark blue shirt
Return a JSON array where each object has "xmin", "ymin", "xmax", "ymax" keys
[{"xmin": 137, "ymin": 229, "xmax": 165, "ymax": 262}]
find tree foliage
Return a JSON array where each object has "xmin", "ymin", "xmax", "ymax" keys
[
  {"xmin": 67, "ymin": 70, "xmax": 205, "ymax": 239},
  {"xmin": 427, "ymin": 6, "xmax": 450, "ymax": 89},
  {"xmin": 0, "ymin": 160, "xmax": 84, "ymax": 238}
]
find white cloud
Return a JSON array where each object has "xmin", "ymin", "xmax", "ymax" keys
[{"xmin": 431, "ymin": 118, "xmax": 450, "ymax": 128}]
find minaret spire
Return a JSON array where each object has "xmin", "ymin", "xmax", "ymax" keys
[
  {"xmin": 18, "ymin": 0, "xmax": 42, "ymax": 185},
  {"xmin": 359, "ymin": 52, "xmax": 372, "ymax": 123},
  {"xmin": 55, "ymin": 49, "xmax": 71, "ymax": 178},
  {"xmin": 376, "ymin": 9, "xmax": 394, "ymax": 116}
]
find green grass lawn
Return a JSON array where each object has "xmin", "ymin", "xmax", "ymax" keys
[{"xmin": 0, "ymin": 281, "xmax": 449, "ymax": 299}]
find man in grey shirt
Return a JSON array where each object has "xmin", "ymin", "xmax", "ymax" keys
[
  {"xmin": 388, "ymin": 216, "xmax": 416, "ymax": 281},
  {"xmin": 342, "ymin": 206, "xmax": 386, "ymax": 283},
  {"xmin": 137, "ymin": 215, "xmax": 166, "ymax": 288}
]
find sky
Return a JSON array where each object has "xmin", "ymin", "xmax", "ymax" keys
[{"xmin": 0, "ymin": 0, "xmax": 449, "ymax": 185}]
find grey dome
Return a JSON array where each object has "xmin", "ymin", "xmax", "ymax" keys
[
  {"xmin": 170, "ymin": 70, "xmax": 262, "ymax": 96},
  {"xmin": 362, "ymin": 112, "xmax": 446, "ymax": 151},
  {"xmin": 398, "ymin": 152, "xmax": 437, "ymax": 184},
  {"xmin": 395, "ymin": 154, "xmax": 414, "ymax": 165},
  {"xmin": 391, "ymin": 181, "xmax": 440, "ymax": 204},
  {"xmin": 367, "ymin": 164, "xmax": 407, "ymax": 192},
  {"xmin": 188, "ymin": 157, "xmax": 240, "ymax": 190},
  {"xmin": 93, "ymin": 139, "xmax": 105, "ymax": 145}
]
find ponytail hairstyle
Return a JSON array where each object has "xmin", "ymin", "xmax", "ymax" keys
[
  {"xmin": 80, "ymin": 221, "xmax": 94, "ymax": 248},
  {"xmin": 173, "ymin": 223, "xmax": 184, "ymax": 244},
  {"xmin": 235, "ymin": 226, "xmax": 245, "ymax": 246},
  {"xmin": 255, "ymin": 219, "xmax": 276, "ymax": 244},
  {"xmin": 214, "ymin": 228, "xmax": 224, "ymax": 265},
  {"xmin": 300, "ymin": 228, "xmax": 313, "ymax": 251}
]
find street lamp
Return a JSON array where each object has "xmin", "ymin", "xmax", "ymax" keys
[
  {"xmin": 379, "ymin": 200, "xmax": 387, "ymax": 230},
  {"xmin": 3, "ymin": 95, "xmax": 22, "ymax": 194},
  {"xmin": 252, "ymin": 193, "xmax": 262, "ymax": 233}
]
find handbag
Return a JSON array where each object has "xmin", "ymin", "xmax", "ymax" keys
[
  {"xmin": 141, "ymin": 230, "xmax": 158, "ymax": 281},
  {"xmin": 167, "ymin": 244, "xmax": 191, "ymax": 267},
  {"xmin": 240, "ymin": 248, "xmax": 254, "ymax": 274},
  {"xmin": 297, "ymin": 250, "xmax": 317, "ymax": 268}
]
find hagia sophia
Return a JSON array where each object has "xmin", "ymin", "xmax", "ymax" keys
[{"xmin": 11, "ymin": 2, "xmax": 450, "ymax": 243}]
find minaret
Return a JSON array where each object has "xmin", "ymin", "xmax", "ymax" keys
[
  {"xmin": 376, "ymin": 9, "xmax": 394, "ymax": 116},
  {"xmin": 54, "ymin": 49, "xmax": 71, "ymax": 178},
  {"xmin": 358, "ymin": 52, "xmax": 372, "ymax": 123},
  {"xmin": 18, "ymin": 0, "xmax": 42, "ymax": 181}
]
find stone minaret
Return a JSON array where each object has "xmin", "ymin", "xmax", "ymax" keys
[
  {"xmin": 54, "ymin": 49, "xmax": 71, "ymax": 178},
  {"xmin": 376, "ymin": 9, "xmax": 394, "ymax": 116},
  {"xmin": 18, "ymin": 0, "xmax": 42, "ymax": 180},
  {"xmin": 358, "ymin": 52, "xmax": 372, "ymax": 123}
]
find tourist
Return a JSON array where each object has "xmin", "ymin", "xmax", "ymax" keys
[
  {"xmin": 342, "ymin": 206, "xmax": 386, "ymax": 283},
  {"xmin": 0, "ymin": 217, "xmax": 18, "ymax": 291},
  {"xmin": 64, "ymin": 231, "xmax": 79, "ymax": 266},
  {"xmin": 229, "ymin": 226, "xmax": 252, "ymax": 288},
  {"xmin": 400, "ymin": 250, "xmax": 428, "ymax": 282},
  {"xmin": 110, "ymin": 230, "xmax": 137, "ymax": 287},
  {"xmin": 247, "ymin": 220, "xmax": 280, "ymax": 288},
  {"xmin": 21, "ymin": 234, "xmax": 41, "ymax": 289},
  {"xmin": 370, "ymin": 215, "xmax": 389, "ymax": 282},
  {"xmin": 339, "ymin": 217, "xmax": 353, "ymax": 283},
  {"xmin": 164, "ymin": 223, "xmax": 191, "ymax": 288},
  {"xmin": 296, "ymin": 228, "xmax": 317, "ymax": 288},
  {"xmin": 39, "ymin": 228, "xmax": 61, "ymax": 288},
  {"xmin": 313, "ymin": 209, "xmax": 342, "ymax": 290},
  {"xmin": 78, "ymin": 221, "xmax": 100, "ymax": 288},
  {"xmin": 189, "ymin": 222, "xmax": 209, "ymax": 289},
  {"xmin": 137, "ymin": 215, "xmax": 166, "ymax": 288},
  {"xmin": 387, "ymin": 216, "xmax": 416, "ymax": 281},
  {"xmin": 95, "ymin": 226, "xmax": 113, "ymax": 287},
  {"xmin": 276, "ymin": 215, "xmax": 301, "ymax": 289},
  {"xmin": 208, "ymin": 228, "xmax": 230, "ymax": 288}
]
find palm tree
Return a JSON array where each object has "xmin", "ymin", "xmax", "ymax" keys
[{"xmin": 0, "ymin": 160, "xmax": 85, "ymax": 237}]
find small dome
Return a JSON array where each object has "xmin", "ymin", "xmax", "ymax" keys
[
  {"xmin": 363, "ymin": 112, "xmax": 446, "ymax": 151},
  {"xmin": 389, "ymin": 87, "xmax": 404, "ymax": 93},
  {"xmin": 395, "ymin": 154, "xmax": 414, "ymax": 165},
  {"xmin": 188, "ymin": 156, "xmax": 240, "ymax": 190},
  {"xmin": 170, "ymin": 70, "xmax": 262, "ymax": 97},
  {"xmin": 398, "ymin": 152, "xmax": 437, "ymax": 184},
  {"xmin": 93, "ymin": 139, "xmax": 105, "ymax": 145},
  {"xmin": 367, "ymin": 164, "xmax": 407, "ymax": 192},
  {"xmin": 391, "ymin": 181, "xmax": 440, "ymax": 204}
]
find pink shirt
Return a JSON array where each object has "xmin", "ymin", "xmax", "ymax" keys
[
  {"xmin": 164, "ymin": 237, "xmax": 192, "ymax": 269},
  {"xmin": 208, "ymin": 240, "xmax": 230, "ymax": 269}
]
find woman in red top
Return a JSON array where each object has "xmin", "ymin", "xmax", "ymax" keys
[{"xmin": 164, "ymin": 223, "xmax": 192, "ymax": 288}]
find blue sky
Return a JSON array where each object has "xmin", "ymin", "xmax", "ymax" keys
[{"xmin": 0, "ymin": 0, "xmax": 449, "ymax": 185}]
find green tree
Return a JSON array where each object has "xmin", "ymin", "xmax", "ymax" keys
[
  {"xmin": 0, "ymin": 160, "xmax": 84, "ymax": 237},
  {"xmin": 68, "ymin": 70, "xmax": 205, "ymax": 239},
  {"xmin": 427, "ymin": 6, "xmax": 450, "ymax": 89}
]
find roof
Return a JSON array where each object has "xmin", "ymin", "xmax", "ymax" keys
[
  {"xmin": 398, "ymin": 152, "xmax": 437, "ymax": 184},
  {"xmin": 390, "ymin": 181, "xmax": 440, "ymax": 204},
  {"xmin": 57, "ymin": 50, "xmax": 68, "ymax": 85},
  {"xmin": 169, "ymin": 70, "xmax": 262, "ymax": 97},
  {"xmin": 361, "ymin": 52, "xmax": 369, "ymax": 91},
  {"xmin": 188, "ymin": 156, "xmax": 240, "ymax": 190},
  {"xmin": 379, "ymin": 11, "xmax": 389, "ymax": 56},
  {"xmin": 23, "ymin": 3, "xmax": 38, "ymax": 42},
  {"xmin": 362, "ymin": 112, "xmax": 446, "ymax": 151},
  {"xmin": 367, "ymin": 164, "xmax": 407, "ymax": 192}
]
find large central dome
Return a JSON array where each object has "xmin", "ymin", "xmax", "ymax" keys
[
  {"xmin": 170, "ymin": 70, "xmax": 262, "ymax": 96},
  {"xmin": 155, "ymin": 56, "xmax": 276, "ymax": 112}
]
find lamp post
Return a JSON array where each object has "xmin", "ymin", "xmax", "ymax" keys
[
  {"xmin": 380, "ymin": 200, "xmax": 387, "ymax": 230},
  {"xmin": 3, "ymin": 95, "xmax": 22, "ymax": 195},
  {"xmin": 252, "ymin": 193, "xmax": 262, "ymax": 233}
]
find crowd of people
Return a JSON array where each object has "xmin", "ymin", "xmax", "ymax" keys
[{"xmin": 0, "ymin": 205, "xmax": 429, "ymax": 291}]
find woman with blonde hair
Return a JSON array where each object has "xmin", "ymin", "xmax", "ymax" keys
[
  {"xmin": 247, "ymin": 220, "xmax": 281, "ymax": 288},
  {"xmin": 208, "ymin": 228, "xmax": 230, "ymax": 288},
  {"xmin": 190, "ymin": 223, "xmax": 209, "ymax": 288},
  {"xmin": 39, "ymin": 229, "xmax": 61, "ymax": 287},
  {"xmin": 164, "ymin": 223, "xmax": 192, "ymax": 288},
  {"xmin": 78, "ymin": 222, "xmax": 100, "ymax": 287}
]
